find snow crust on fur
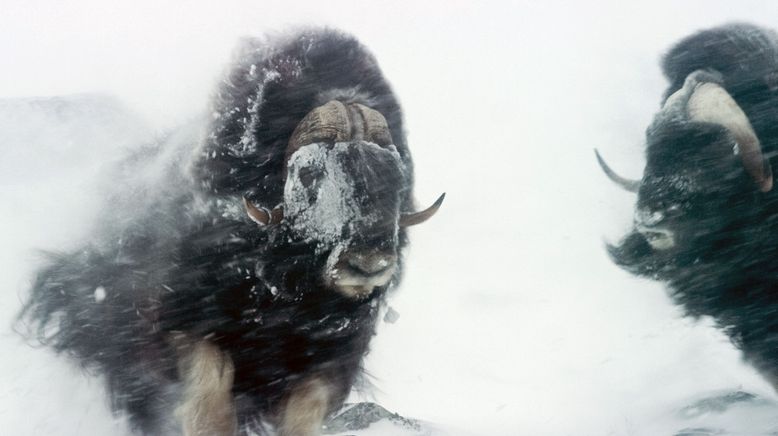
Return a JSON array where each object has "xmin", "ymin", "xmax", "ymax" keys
[{"xmin": 284, "ymin": 141, "xmax": 402, "ymax": 246}]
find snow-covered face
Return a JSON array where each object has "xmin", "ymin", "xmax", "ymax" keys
[{"xmin": 283, "ymin": 140, "xmax": 406, "ymax": 298}]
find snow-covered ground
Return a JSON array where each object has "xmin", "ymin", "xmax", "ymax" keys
[{"xmin": 4, "ymin": 1, "xmax": 778, "ymax": 435}]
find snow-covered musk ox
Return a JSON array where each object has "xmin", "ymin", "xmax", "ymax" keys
[
  {"xmin": 17, "ymin": 28, "xmax": 444, "ymax": 436},
  {"xmin": 597, "ymin": 23, "xmax": 778, "ymax": 389}
]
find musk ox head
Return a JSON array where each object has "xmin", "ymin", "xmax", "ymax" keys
[
  {"xmin": 597, "ymin": 70, "xmax": 772, "ymax": 275},
  {"xmin": 244, "ymin": 100, "xmax": 443, "ymax": 298}
]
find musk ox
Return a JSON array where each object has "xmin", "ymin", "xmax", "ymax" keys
[
  {"xmin": 18, "ymin": 28, "xmax": 443, "ymax": 435},
  {"xmin": 597, "ymin": 23, "xmax": 778, "ymax": 388}
]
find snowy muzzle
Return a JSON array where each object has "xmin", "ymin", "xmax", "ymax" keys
[{"xmin": 243, "ymin": 100, "xmax": 445, "ymax": 298}]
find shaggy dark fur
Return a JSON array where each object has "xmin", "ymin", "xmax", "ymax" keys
[
  {"xmin": 609, "ymin": 23, "xmax": 778, "ymax": 385},
  {"xmin": 18, "ymin": 28, "xmax": 414, "ymax": 434}
]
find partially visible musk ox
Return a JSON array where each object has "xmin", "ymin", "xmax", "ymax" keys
[
  {"xmin": 598, "ymin": 23, "xmax": 778, "ymax": 387},
  {"xmin": 18, "ymin": 28, "xmax": 443, "ymax": 435}
]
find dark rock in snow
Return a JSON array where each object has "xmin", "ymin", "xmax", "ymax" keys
[
  {"xmin": 674, "ymin": 428, "xmax": 722, "ymax": 436},
  {"xmin": 323, "ymin": 402, "xmax": 427, "ymax": 435},
  {"xmin": 678, "ymin": 391, "xmax": 765, "ymax": 418},
  {"xmin": 672, "ymin": 390, "xmax": 778, "ymax": 436}
]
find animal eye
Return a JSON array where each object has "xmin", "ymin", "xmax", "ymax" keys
[{"xmin": 298, "ymin": 166, "xmax": 322, "ymax": 188}]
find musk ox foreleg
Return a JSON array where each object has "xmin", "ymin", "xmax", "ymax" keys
[
  {"xmin": 276, "ymin": 376, "xmax": 334, "ymax": 436},
  {"xmin": 173, "ymin": 334, "xmax": 237, "ymax": 436}
]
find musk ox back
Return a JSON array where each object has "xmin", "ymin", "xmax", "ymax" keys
[
  {"xmin": 18, "ymin": 28, "xmax": 443, "ymax": 436},
  {"xmin": 598, "ymin": 23, "xmax": 778, "ymax": 388}
]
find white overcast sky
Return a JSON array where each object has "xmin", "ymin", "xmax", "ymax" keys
[{"xmin": 1, "ymin": 0, "xmax": 775, "ymax": 127}]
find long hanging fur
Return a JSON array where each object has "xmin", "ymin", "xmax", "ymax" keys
[
  {"xmin": 609, "ymin": 23, "xmax": 778, "ymax": 387},
  {"xmin": 17, "ymin": 27, "xmax": 414, "ymax": 435}
]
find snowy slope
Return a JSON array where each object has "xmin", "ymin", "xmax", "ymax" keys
[
  {"xmin": 4, "ymin": 1, "xmax": 778, "ymax": 436},
  {"xmin": 0, "ymin": 95, "xmax": 152, "ymax": 435},
  {"xmin": 0, "ymin": 94, "xmax": 150, "ymax": 184}
]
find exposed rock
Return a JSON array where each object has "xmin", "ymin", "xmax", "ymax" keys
[
  {"xmin": 674, "ymin": 427, "xmax": 723, "ymax": 436},
  {"xmin": 324, "ymin": 402, "xmax": 426, "ymax": 435},
  {"xmin": 678, "ymin": 391, "xmax": 766, "ymax": 419},
  {"xmin": 671, "ymin": 390, "xmax": 778, "ymax": 436}
]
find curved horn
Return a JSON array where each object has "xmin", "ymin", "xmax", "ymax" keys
[
  {"xmin": 348, "ymin": 103, "xmax": 393, "ymax": 146},
  {"xmin": 400, "ymin": 193, "xmax": 445, "ymax": 228},
  {"xmin": 285, "ymin": 101, "xmax": 352, "ymax": 172},
  {"xmin": 594, "ymin": 149, "xmax": 641, "ymax": 193},
  {"xmin": 286, "ymin": 101, "xmax": 394, "ymax": 166},
  {"xmin": 243, "ymin": 197, "xmax": 283, "ymax": 226},
  {"xmin": 687, "ymin": 82, "xmax": 773, "ymax": 192},
  {"xmin": 288, "ymin": 100, "xmax": 351, "ymax": 147}
]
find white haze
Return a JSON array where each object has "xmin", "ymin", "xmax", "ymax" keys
[{"xmin": 3, "ymin": 0, "xmax": 778, "ymax": 434}]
